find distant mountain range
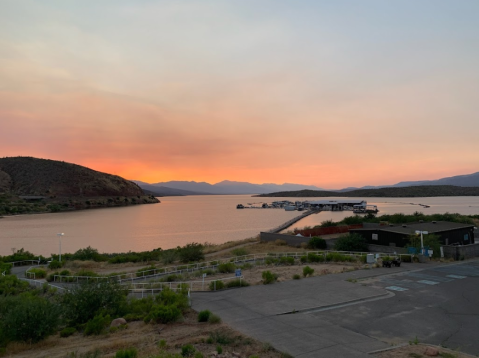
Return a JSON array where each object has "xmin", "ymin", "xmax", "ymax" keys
[
  {"xmin": 132, "ymin": 180, "xmax": 324, "ymax": 196},
  {"xmin": 133, "ymin": 171, "xmax": 479, "ymax": 196}
]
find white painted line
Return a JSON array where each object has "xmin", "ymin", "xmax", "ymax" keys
[
  {"xmin": 417, "ymin": 280, "xmax": 439, "ymax": 285},
  {"xmin": 446, "ymin": 275, "xmax": 466, "ymax": 279},
  {"xmin": 386, "ymin": 286, "xmax": 408, "ymax": 291}
]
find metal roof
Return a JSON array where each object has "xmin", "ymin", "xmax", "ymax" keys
[
  {"xmin": 353, "ymin": 221, "xmax": 474, "ymax": 235},
  {"xmin": 307, "ymin": 200, "xmax": 366, "ymax": 205}
]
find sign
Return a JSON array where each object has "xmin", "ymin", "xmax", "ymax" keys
[
  {"xmin": 235, "ymin": 269, "xmax": 242, "ymax": 277},
  {"xmin": 372, "ymin": 234, "xmax": 378, "ymax": 241},
  {"xmin": 202, "ymin": 273, "xmax": 207, "ymax": 278}
]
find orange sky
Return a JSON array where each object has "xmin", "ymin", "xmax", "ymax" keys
[{"xmin": 1, "ymin": 1, "xmax": 478, "ymax": 189}]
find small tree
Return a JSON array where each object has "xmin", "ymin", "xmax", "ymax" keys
[
  {"xmin": 334, "ymin": 233, "xmax": 368, "ymax": 252},
  {"xmin": 177, "ymin": 243, "xmax": 204, "ymax": 263},
  {"xmin": 408, "ymin": 233, "xmax": 441, "ymax": 258},
  {"xmin": 308, "ymin": 236, "xmax": 327, "ymax": 249}
]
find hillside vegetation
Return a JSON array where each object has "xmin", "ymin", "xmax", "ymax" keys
[
  {"xmin": 256, "ymin": 185, "xmax": 479, "ymax": 198},
  {"xmin": 0, "ymin": 157, "xmax": 159, "ymax": 215}
]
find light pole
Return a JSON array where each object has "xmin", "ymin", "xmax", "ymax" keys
[
  {"xmin": 57, "ymin": 233, "xmax": 64, "ymax": 262},
  {"xmin": 415, "ymin": 230, "xmax": 428, "ymax": 256}
]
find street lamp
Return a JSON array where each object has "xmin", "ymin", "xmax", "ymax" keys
[
  {"xmin": 415, "ymin": 230, "xmax": 428, "ymax": 256},
  {"xmin": 57, "ymin": 233, "xmax": 64, "ymax": 262}
]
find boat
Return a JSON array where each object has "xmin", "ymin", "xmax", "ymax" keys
[
  {"xmin": 236, "ymin": 204, "xmax": 244, "ymax": 209},
  {"xmin": 284, "ymin": 205, "xmax": 296, "ymax": 211}
]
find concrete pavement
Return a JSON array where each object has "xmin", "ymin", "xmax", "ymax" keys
[{"xmin": 191, "ymin": 261, "xmax": 478, "ymax": 357}]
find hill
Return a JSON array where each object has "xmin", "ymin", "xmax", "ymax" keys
[
  {"xmin": 0, "ymin": 157, "xmax": 159, "ymax": 215},
  {"xmin": 255, "ymin": 185, "xmax": 479, "ymax": 198}
]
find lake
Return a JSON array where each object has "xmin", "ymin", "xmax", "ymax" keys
[{"xmin": 0, "ymin": 195, "xmax": 478, "ymax": 256}]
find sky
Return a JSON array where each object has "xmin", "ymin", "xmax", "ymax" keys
[{"xmin": 1, "ymin": 0, "xmax": 478, "ymax": 189}]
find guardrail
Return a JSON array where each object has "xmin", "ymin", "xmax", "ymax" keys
[
  {"xmin": 19, "ymin": 278, "xmax": 66, "ymax": 291},
  {"xmin": 127, "ymin": 276, "xmax": 243, "ymax": 297},
  {"xmin": 54, "ymin": 250, "xmax": 412, "ymax": 283},
  {"xmin": 9, "ymin": 260, "xmax": 41, "ymax": 267}
]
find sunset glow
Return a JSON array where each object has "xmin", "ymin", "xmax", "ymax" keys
[{"xmin": 1, "ymin": 1, "xmax": 478, "ymax": 189}]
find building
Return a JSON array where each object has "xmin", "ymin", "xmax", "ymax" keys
[
  {"xmin": 350, "ymin": 221, "xmax": 475, "ymax": 248},
  {"xmin": 307, "ymin": 199, "xmax": 367, "ymax": 211}
]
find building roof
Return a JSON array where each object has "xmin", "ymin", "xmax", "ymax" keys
[
  {"xmin": 307, "ymin": 199, "xmax": 366, "ymax": 205},
  {"xmin": 352, "ymin": 221, "xmax": 474, "ymax": 235}
]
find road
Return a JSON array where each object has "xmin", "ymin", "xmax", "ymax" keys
[{"xmin": 192, "ymin": 260, "xmax": 479, "ymax": 357}]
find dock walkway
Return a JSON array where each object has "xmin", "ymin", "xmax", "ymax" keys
[{"xmin": 268, "ymin": 210, "xmax": 317, "ymax": 233}]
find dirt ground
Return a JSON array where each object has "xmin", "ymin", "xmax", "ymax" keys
[
  {"xmin": 373, "ymin": 343, "xmax": 476, "ymax": 358},
  {"xmin": 4, "ymin": 310, "xmax": 287, "ymax": 358}
]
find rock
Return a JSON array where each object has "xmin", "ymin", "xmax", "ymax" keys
[
  {"xmin": 232, "ymin": 352, "xmax": 241, "ymax": 358},
  {"xmin": 424, "ymin": 346, "xmax": 439, "ymax": 356},
  {"xmin": 208, "ymin": 352, "xmax": 217, "ymax": 358},
  {"xmin": 110, "ymin": 318, "xmax": 127, "ymax": 327}
]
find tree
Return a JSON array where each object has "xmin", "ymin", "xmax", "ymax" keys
[
  {"xmin": 177, "ymin": 243, "xmax": 204, "ymax": 263},
  {"xmin": 408, "ymin": 233, "xmax": 441, "ymax": 258},
  {"xmin": 334, "ymin": 233, "xmax": 368, "ymax": 252}
]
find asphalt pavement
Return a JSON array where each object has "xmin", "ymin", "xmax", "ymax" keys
[{"xmin": 191, "ymin": 260, "xmax": 479, "ymax": 357}]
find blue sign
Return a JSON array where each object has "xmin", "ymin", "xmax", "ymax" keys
[{"xmin": 235, "ymin": 269, "xmax": 242, "ymax": 277}]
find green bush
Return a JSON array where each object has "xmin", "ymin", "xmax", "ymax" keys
[
  {"xmin": 300, "ymin": 256, "xmax": 308, "ymax": 263},
  {"xmin": 158, "ymin": 288, "xmax": 189, "ymax": 309},
  {"xmin": 0, "ymin": 261, "xmax": 13, "ymax": 275},
  {"xmin": 209, "ymin": 280, "xmax": 225, "ymax": 291},
  {"xmin": 0, "ymin": 294, "xmax": 61, "ymax": 343},
  {"xmin": 136, "ymin": 265, "xmax": 156, "ymax": 277},
  {"xmin": 226, "ymin": 279, "xmax": 249, "ymax": 288},
  {"xmin": 181, "ymin": 344, "xmax": 195, "ymax": 357},
  {"xmin": 75, "ymin": 269, "xmax": 99, "ymax": 277},
  {"xmin": 265, "ymin": 257, "xmax": 279, "ymax": 265},
  {"xmin": 303, "ymin": 266, "xmax": 314, "ymax": 277},
  {"xmin": 84, "ymin": 313, "xmax": 111, "ymax": 335},
  {"xmin": 279, "ymin": 257, "xmax": 295, "ymax": 265},
  {"xmin": 61, "ymin": 281, "xmax": 128, "ymax": 326},
  {"xmin": 48, "ymin": 260, "xmax": 63, "ymax": 269},
  {"xmin": 293, "ymin": 274, "xmax": 301, "ymax": 280},
  {"xmin": 0, "ymin": 275, "xmax": 30, "ymax": 296},
  {"xmin": 177, "ymin": 243, "xmax": 204, "ymax": 263},
  {"xmin": 334, "ymin": 234, "xmax": 368, "ymax": 252},
  {"xmin": 27, "ymin": 268, "xmax": 47, "ymax": 279},
  {"xmin": 60, "ymin": 327, "xmax": 77, "ymax": 338},
  {"xmin": 308, "ymin": 236, "xmax": 327, "ymax": 249},
  {"xmin": 262, "ymin": 271, "xmax": 278, "ymax": 284},
  {"xmin": 217, "ymin": 263, "xmax": 235, "ymax": 273},
  {"xmin": 60, "ymin": 269, "xmax": 71, "ymax": 276},
  {"xmin": 146, "ymin": 304, "xmax": 182, "ymax": 324},
  {"xmin": 115, "ymin": 348, "xmax": 138, "ymax": 358},
  {"xmin": 306, "ymin": 253, "xmax": 324, "ymax": 263},
  {"xmin": 198, "ymin": 310, "xmax": 211, "ymax": 322},
  {"xmin": 216, "ymin": 346, "xmax": 223, "ymax": 354},
  {"xmin": 72, "ymin": 246, "xmax": 105, "ymax": 262},
  {"xmin": 194, "ymin": 352, "xmax": 204, "ymax": 358},
  {"xmin": 208, "ymin": 314, "xmax": 221, "ymax": 324}
]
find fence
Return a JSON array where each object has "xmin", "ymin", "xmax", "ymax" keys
[
  {"xmin": 19, "ymin": 277, "xmax": 66, "ymax": 291},
  {"xmin": 9, "ymin": 260, "xmax": 41, "ymax": 267}
]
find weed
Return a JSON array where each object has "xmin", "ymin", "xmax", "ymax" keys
[
  {"xmin": 217, "ymin": 263, "xmax": 235, "ymax": 273},
  {"xmin": 226, "ymin": 279, "xmax": 249, "ymax": 288},
  {"xmin": 303, "ymin": 266, "xmax": 314, "ymax": 277},
  {"xmin": 409, "ymin": 336, "xmax": 419, "ymax": 345},
  {"xmin": 292, "ymin": 274, "xmax": 301, "ymax": 280},
  {"xmin": 208, "ymin": 314, "xmax": 221, "ymax": 324},
  {"xmin": 198, "ymin": 310, "xmax": 211, "ymax": 322},
  {"xmin": 181, "ymin": 344, "xmax": 195, "ymax": 357},
  {"xmin": 115, "ymin": 348, "xmax": 138, "ymax": 358},
  {"xmin": 209, "ymin": 280, "xmax": 225, "ymax": 291},
  {"xmin": 60, "ymin": 327, "xmax": 76, "ymax": 338},
  {"xmin": 231, "ymin": 248, "xmax": 249, "ymax": 256},
  {"xmin": 439, "ymin": 353, "xmax": 458, "ymax": 358},
  {"xmin": 216, "ymin": 345, "xmax": 223, "ymax": 354},
  {"xmin": 158, "ymin": 339, "xmax": 167, "ymax": 349},
  {"xmin": 209, "ymin": 330, "xmax": 235, "ymax": 345}
]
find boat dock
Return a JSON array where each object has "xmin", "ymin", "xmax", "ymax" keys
[{"xmin": 267, "ymin": 210, "xmax": 316, "ymax": 233}]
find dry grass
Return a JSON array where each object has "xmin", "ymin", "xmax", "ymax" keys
[
  {"xmin": 203, "ymin": 236, "xmax": 259, "ymax": 254},
  {"xmin": 373, "ymin": 343, "xmax": 475, "ymax": 358},
  {"xmin": 4, "ymin": 311, "xmax": 287, "ymax": 358}
]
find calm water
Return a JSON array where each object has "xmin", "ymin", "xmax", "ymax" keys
[{"xmin": 1, "ymin": 195, "xmax": 478, "ymax": 256}]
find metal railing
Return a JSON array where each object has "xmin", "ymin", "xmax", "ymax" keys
[
  {"xmin": 19, "ymin": 277, "xmax": 66, "ymax": 291},
  {"xmin": 9, "ymin": 260, "xmax": 41, "ymax": 267},
  {"xmin": 53, "ymin": 250, "xmax": 413, "ymax": 283},
  {"xmin": 127, "ymin": 276, "xmax": 243, "ymax": 297}
]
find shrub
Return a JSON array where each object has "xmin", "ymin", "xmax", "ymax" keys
[
  {"xmin": 60, "ymin": 327, "xmax": 77, "ymax": 338},
  {"xmin": 226, "ymin": 279, "xmax": 249, "ymax": 288},
  {"xmin": 209, "ymin": 280, "xmax": 225, "ymax": 291},
  {"xmin": 279, "ymin": 257, "xmax": 295, "ymax": 265},
  {"xmin": 0, "ymin": 275, "xmax": 30, "ymax": 296},
  {"xmin": 177, "ymin": 243, "xmax": 204, "ymax": 263},
  {"xmin": 217, "ymin": 263, "xmax": 235, "ymax": 273},
  {"xmin": 401, "ymin": 255, "xmax": 412, "ymax": 263},
  {"xmin": 84, "ymin": 313, "xmax": 111, "ymax": 335},
  {"xmin": 293, "ymin": 274, "xmax": 301, "ymax": 280},
  {"xmin": 147, "ymin": 304, "xmax": 182, "ymax": 324},
  {"xmin": 115, "ymin": 348, "xmax": 138, "ymax": 358},
  {"xmin": 61, "ymin": 281, "xmax": 128, "ymax": 326},
  {"xmin": 72, "ymin": 246, "xmax": 105, "ymax": 261},
  {"xmin": 262, "ymin": 271, "xmax": 278, "ymax": 284},
  {"xmin": 194, "ymin": 352, "xmax": 204, "ymax": 358},
  {"xmin": 48, "ymin": 260, "xmax": 63, "ymax": 269},
  {"xmin": 275, "ymin": 239, "xmax": 287, "ymax": 246},
  {"xmin": 300, "ymin": 256, "xmax": 308, "ymax": 263},
  {"xmin": 60, "ymin": 269, "xmax": 71, "ymax": 276},
  {"xmin": 265, "ymin": 257, "xmax": 279, "ymax": 265},
  {"xmin": 208, "ymin": 314, "xmax": 221, "ymax": 324},
  {"xmin": 198, "ymin": 310, "xmax": 211, "ymax": 322},
  {"xmin": 216, "ymin": 346, "xmax": 223, "ymax": 354},
  {"xmin": 0, "ymin": 294, "xmax": 61, "ymax": 343},
  {"xmin": 308, "ymin": 236, "xmax": 327, "ymax": 249},
  {"xmin": 303, "ymin": 266, "xmax": 314, "ymax": 277},
  {"xmin": 181, "ymin": 344, "xmax": 195, "ymax": 357},
  {"xmin": 27, "ymin": 268, "xmax": 47, "ymax": 279},
  {"xmin": 306, "ymin": 253, "xmax": 324, "ymax": 263},
  {"xmin": 334, "ymin": 234, "xmax": 368, "ymax": 252},
  {"xmin": 136, "ymin": 265, "xmax": 156, "ymax": 277},
  {"xmin": 0, "ymin": 261, "xmax": 13, "ymax": 275}
]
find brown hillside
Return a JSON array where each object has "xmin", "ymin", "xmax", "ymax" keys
[{"xmin": 0, "ymin": 157, "xmax": 144, "ymax": 197}]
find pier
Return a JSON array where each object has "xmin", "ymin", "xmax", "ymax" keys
[{"xmin": 268, "ymin": 209, "xmax": 317, "ymax": 233}]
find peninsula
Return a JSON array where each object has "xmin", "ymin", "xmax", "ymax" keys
[{"xmin": 0, "ymin": 157, "xmax": 159, "ymax": 216}]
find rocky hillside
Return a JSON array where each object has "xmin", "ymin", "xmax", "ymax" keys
[{"xmin": 0, "ymin": 157, "xmax": 159, "ymax": 215}]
